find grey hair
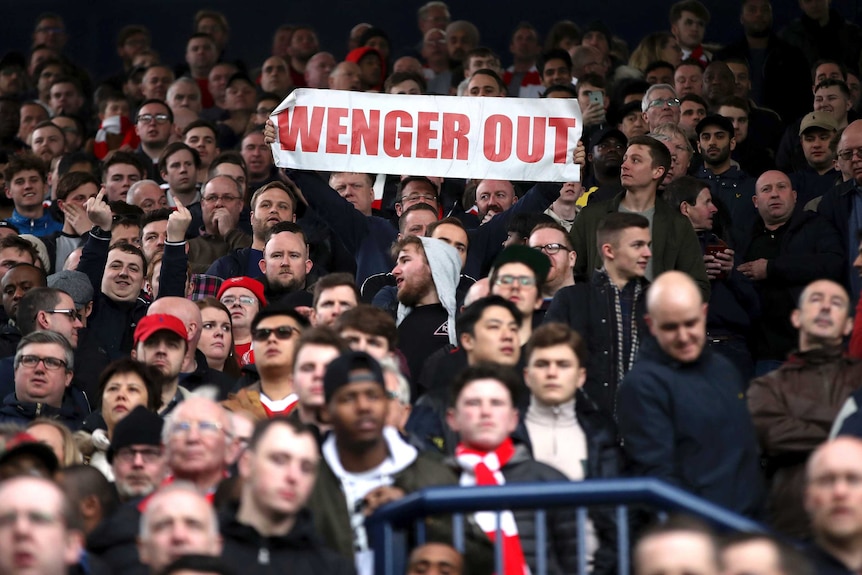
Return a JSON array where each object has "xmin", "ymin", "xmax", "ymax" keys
[
  {"xmin": 14, "ymin": 330, "xmax": 74, "ymax": 371},
  {"xmin": 378, "ymin": 356, "xmax": 411, "ymax": 405},
  {"xmin": 651, "ymin": 122, "xmax": 694, "ymax": 154},
  {"xmin": 642, "ymin": 83, "xmax": 678, "ymax": 112},
  {"xmin": 166, "ymin": 77, "xmax": 201, "ymax": 102}
]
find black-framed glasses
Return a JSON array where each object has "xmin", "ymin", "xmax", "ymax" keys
[
  {"xmin": 494, "ymin": 274, "xmax": 536, "ymax": 287},
  {"xmin": 647, "ymin": 97, "xmax": 681, "ymax": 109},
  {"xmin": 18, "ymin": 355, "xmax": 67, "ymax": 370},
  {"xmin": 532, "ymin": 243, "xmax": 571, "ymax": 255},
  {"xmin": 44, "ymin": 309, "xmax": 82, "ymax": 322},
  {"xmin": 252, "ymin": 325, "xmax": 301, "ymax": 342},
  {"xmin": 136, "ymin": 113, "xmax": 170, "ymax": 125},
  {"xmin": 837, "ymin": 148, "xmax": 862, "ymax": 161}
]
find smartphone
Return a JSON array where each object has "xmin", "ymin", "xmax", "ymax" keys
[{"xmin": 589, "ymin": 91, "xmax": 604, "ymax": 107}]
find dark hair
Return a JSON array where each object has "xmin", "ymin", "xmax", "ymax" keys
[
  {"xmin": 680, "ymin": 93, "xmax": 709, "ymax": 110},
  {"xmin": 677, "ymin": 57, "xmax": 705, "ymax": 71},
  {"xmin": 545, "ymin": 20, "xmax": 581, "ymax": 52},
  {"xmin": 108, "ymin": 241, "xmax": 146, "ymax": 269},
  {"xmin": 250, "ymin": 306, "xmax": 310, "ymax": 332},
  {"xmin": 814, "ymin": 78, "xmax": 851, "ymax": 99},
  {"xmin": 16, "ymin": 287, "xmax": 62, "ymax": 335},
  {"xmin": 246, "ymin": 416, "xmax": 315, "ymax": 455},
  {"xmin": 715, "ymin": 95, "xmax": 749, "ymax": 114},
  {"xmin": 525, "ymin": 322, "xmax": 587, "ymax": 366},
  {"xmin": 98, "ymin": 358, "xmax": 162, "ymax": 411},
  {"xmin": 538, "ymin": 49, "xmax": 573, "ymax": 77},
  {"xmin": 140, "ymin": 207, "xmax": 173, "ymax": 231},
  {"xmin": 195, "ymin": 298, "xmax": 241, "ymax": 378},
  {"xmin": 117, "ymin": 24, "xmax": 150, "ymax": 47},
  {"xmin": 136, "ymin": 98, "xmax": 173, "ymax": 123},
  {"xmin": 596, "ymin": 212, "xmax": 651, "ymax": 250},
  {"xmin": 389, "ymin": 234, "xmax": 426, "ymax": 262},
  {"xmin": 718, "ymin": 533, "xmax": 813, "ymax": 575},
  {"xmin": 4, "ymin": 153, "xmax": 47, "ymax": 183},
  {"xmin": 449, "ymin": 362, "xmax": 522, "ymax": 407},
  {"xmin": 265, "ymin": 220, "xmax": 307, "ymax": 245},
  {"xmin": 669, "ymin": 0, "xmax": 710, "ymax": 25},
  {"xmin": 469, "ymin": 68, "xmax": 506, "ymax": 94},
  {"xmin": 627, "ymin": 135, "xmax": 672, "ymax": 182},
  {"xmin": 505, "ymin": 212, "xmax": 555, "ymax": 244},
  {"xmin": 577, "ymin": 72, "xmax": 606, "ymax": 93},
  {"xmin": 456, "ymin": 295, "xmax": 522, "ymax": 341},
  {"xmin": 664, "ymin": 175, "xmax": 708, "ymax": 211},
  {"xmin": 636, "ymin": 515, "xmax": 718, "ymax": 568},
  {"xmin": 384, "ymin": 71, "xmax": 427, "ymax": 94},
  {"xmin": 209, "ymin": 151, "xmax": 247, "ymax": 178},
  {"xmin": 312, "ymin": 272, "xmax": 359, "ymax": 309},
  {"xmin": 645, "ymin": 60, "xmax": 674, "ymax": 76},
  {"xmin": 542, "ymin": 84, "xmax": 578, "ymax": 98},
  {"xmin": 57, "ymin": 152, "xmax": 96, "ymax": 179},
  {"xmin": 292, "ymin": 326, "xmax": 350, "ymax": 368},
  {"xmin": 0, "ymin": 237, "xmax": 39, "ymax": 266},
  {"xmin": 811, "ymin": 59, "xmax": 847, "ymax": 83},
  {"xmin": 48, "ymin": 75, "xmax": 82, "ymax": 95},
  {"xmin": 334, "ymin": 304, "xmax": 398, "ymax": 349},
  {"xmin": 397, "ymin": 176, "xmax": 438, "ymax": 203},
  {"xmin": 427, "ymin": 216, "xmax": 468, "ymax": 244},
  {"xmin": 102, "ymin": 150, "xmax": 145, "ymax": 181},
  {"xmin": 61, "ymin": 465, "xmax": 119, "ymax": 526},
  {"xmin": 181, "ymin": 119, "xmax": 218, "ymax": 139},
  {"xmin": 157, "ymin": 142, "xmax": 201, "ymax": 175},
  {"xmin": 55, "ymin": 171, "xmax": 99, "ymax": 202},
  {"xmin": 399, "ymin": 203, "xmax": 439, "ymax": 233}
]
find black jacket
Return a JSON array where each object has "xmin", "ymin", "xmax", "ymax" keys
[
  {"xmin": 817, "ymin": 179, "xmax": 856, "ymax": 288},
  {"xmin": 618, "ymin": 338, "xmax": 765, "ymax": 518},
  {"xmin": 735, "ymin": 209, "xmax": 844, "ymax": 360},
  {"xmin": 0, "ymin": 392, "xmax": 86, "ymax": 430},
  {"xmin": 545, "ymin": 271, "xmax": 649, "ymax": 421},
  {"xmin": 87, "ymin": 500, "xmax": 147, "ymax": 575},
  {"xmin": 220, "ymin": 506, "xmax": 355, "ymax": 575}
]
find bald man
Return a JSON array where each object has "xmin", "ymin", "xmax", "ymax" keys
[
  {"xmin": 149, "ymin": 297, "xmax": 236, "ymax": 397},
  {"xmin": 749, "ymin": 279, "xmax": 862, "ymax": 538},
  {"xmin": 618, "ymin": 271, "xmax": 764, "ymax": 517},
  {"xmin": 803, "ymin": 438, "xmax": 862, "ymax": 575}
]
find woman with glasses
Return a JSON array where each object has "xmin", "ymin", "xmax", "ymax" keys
[
  {"xmin": 74, "ymin": 358, "xmax": 161, "ymax": 480},
  {"xmin": 195, "ymin": 298, "xmax": 240, "ymax": 377}
]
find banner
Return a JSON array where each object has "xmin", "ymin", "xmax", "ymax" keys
[{"xmin": 270, "ymin": 88, "xmax": 582, "ymax": 182}]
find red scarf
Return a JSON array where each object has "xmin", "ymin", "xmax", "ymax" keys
[
  {"xmin": 689, "ymin": 45, "xmax": 709, "ymax": 67},
  {"xmin": 455, "ymin": 438, "xmax": 530, "ymax": 575}
]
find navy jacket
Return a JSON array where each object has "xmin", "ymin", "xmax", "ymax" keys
[
  {"xmin": 618, "ymin": 337, "xmax": 765, "ymax": 518},
  {"xmin": 0, "ymin": 392, "xmax": 87, "ymax": 430}
]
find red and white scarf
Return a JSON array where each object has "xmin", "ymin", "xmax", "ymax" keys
[{"xmin": 455, "ymin": 438, "xmax": 530, "ymax": 575}]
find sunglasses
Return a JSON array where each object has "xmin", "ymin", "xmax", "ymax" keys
[{"xmin": 252, "ymin": 325, "xmax": 301, "ymax": 342}]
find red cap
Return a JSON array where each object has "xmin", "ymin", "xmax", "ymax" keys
[
  {"xmin": 217, "ymin": 276, "xmax": 267, "ymax": 306},
  {"xmin": 134, "ymin": 314, "xmax": 188, "ymax": 346}
]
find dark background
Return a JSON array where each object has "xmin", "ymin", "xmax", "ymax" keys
[{"xmin": 0, "ymin": 0, "xmax": 859, "ymax": 82}]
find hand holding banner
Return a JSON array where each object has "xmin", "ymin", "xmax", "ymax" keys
[{"xmin": 270, "ymin": 88, "xmax": 582, "ymax": 182}]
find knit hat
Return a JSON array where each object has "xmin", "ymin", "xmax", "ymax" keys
[
  {"xmin": 395, "ymin": 237, "xmax": 460, "ymax": 346},
  {"xmin": 47, "ymin": 270, "xmax": 94, "ymax": 308},
  {"xmin": 108, "ymin": 406, "xmax": 164, "ymax": 463},
  {"xmin": 133, "ymin": 314, "xmax": 188, "ymax": 346},
  {"xmin": 323, "ymin": 351, "xmax": 385, "ymax": 403},
  {"xmin": 217, "ymin": 276, "xmax": 267, "ymax": 306}
]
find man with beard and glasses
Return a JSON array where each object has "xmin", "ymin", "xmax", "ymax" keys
[
  {"xmin": 695, "ymin": 115, "xmax": 756, "ymax": 234},
  {"xmin": 390, "ymin": 236, "xmax": 460, "ymax": 387},
  {"xmin": 259, "ymin": 221, "xmax": 314, "ymax": 309},
  {"xmin": 748, "ymin": 279, "xmax": 862, "ymax": 539}
]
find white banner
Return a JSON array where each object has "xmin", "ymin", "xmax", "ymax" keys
[{"xmin": 270, "ymin": 88, "xmax": 582, "ymax": 182}]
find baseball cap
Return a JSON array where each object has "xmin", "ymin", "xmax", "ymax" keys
[
  {"xmin": 695, "ymin": 114, "xmax": 735, "ymax": 137},
  {"xmin": 217, "ymin": 276, "xmax": 267, "ymax": 306},
  {"xmin": 0, "ymin": 432, "xmax": 59, "ymax": 475},
  {"xmin": 323, "ymin": 351, "xmax": 385, "ymax": 403},
  {"xmin": 589, "ymin": 126, "xmax": 627, "ymax": 150},
  {"xmin": 133, "ymin": 314, "xmax": 188, "ymax": 346},
  {"xmin": 799, "ymin": 111, "xmax": 838, "ymax": 135}
]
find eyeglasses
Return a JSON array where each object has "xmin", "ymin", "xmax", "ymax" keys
[
  {"xmin": 400, "ymin": 194, "xmax": 437, "ymax": 204},
  {"xmin": 114, "ymin": 446, "xmax": 162, "ymax": 464},
  {"xmin": 136, "ymin": 113, "xmax": 170, "ymax": 125},
  {"xmin": 221, "ymin": 295, "xmax": 256, "ymax": 306},
  {"xmin": 647, "ymin": 97, "xmax": 681, "ymax": 109},
  {"xmin": 202, "ymin": 194, "xmax": 241, "ymax": 204},
  {"xmin": 17, "ymin": 355, "xmax": 67, "ymax": 370},
  {"xmin": 494, "ymin": 274, "xmax": 536, "ymax": 287},
  {"xmin": 169, "ymin": 420, "xmax": 224, "ymax": 437},
  {"xmin": 532, "ymin": 243, "xmax": 571, "ymax": 255},
  {"xmin": 45, "ymin": 309, "xmax": 82, "ymax": 322},
  {"xmin": 252, "ymin": 325, "xmax": 301, "ymax": 342},
  {"xmin": 837, "ymin": 148, "xmax": 862, "ymax": 161}
]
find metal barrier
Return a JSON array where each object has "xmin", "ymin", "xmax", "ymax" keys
[{"xmin": 366, "ymin": 477, "xmax": 767, "ymax": 575}]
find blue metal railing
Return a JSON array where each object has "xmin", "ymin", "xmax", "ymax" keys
[{"xmin": 366, "ymin": 477, "xmax": 767, "ymax": 575}]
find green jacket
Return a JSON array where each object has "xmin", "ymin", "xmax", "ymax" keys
[
  {"xmin": 308, "ymin": 448, "xmax": 493, "ymax": 575},
  {"xmin": 569, "ymin": 192, "xmax": 710, "ymax": 301}
]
